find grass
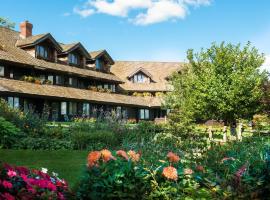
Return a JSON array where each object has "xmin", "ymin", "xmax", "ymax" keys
[{"xmin": 0, "ymin": 149, "xmax": 88, "ymax": 187}]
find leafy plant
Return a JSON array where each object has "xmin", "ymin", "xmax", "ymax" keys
[{"xmin": 0, "ymin": 117, "xmax": 21, "ymax": 149}]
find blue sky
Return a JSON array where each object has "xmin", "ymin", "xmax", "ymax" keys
[{"xmin": 1, "ymin": 0, "xmax": 270, "ymax": 68}]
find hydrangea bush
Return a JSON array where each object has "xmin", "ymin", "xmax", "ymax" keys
[{"xmin": 0, "ymin": 163, "xmax": 70, "ymax": 200}]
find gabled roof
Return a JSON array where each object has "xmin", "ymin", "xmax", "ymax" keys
[
  {"xmin": 127, "ymin": 67, "xmax": 154, "ymax": 81},
  {"xmin": 0, "ymin": 27, "xmax": 122, "ymax": 83},
  {"xmin": 60, "ymin": 42, "xmax": 91, "ymax": 59},
  {"xmin": 111, "ymin": 61, "xmax": 184, "ymax": 92},
  {"xmin": 0, "ymin": 78, "xmax": 162, "ymax": 107},
  {"xmin": 16, "ymin": 33, "xmax": 62, "ymax": 52},
  {"xmin": 89, "ymin": 49, "xmax": 115, "ymax": 65}
]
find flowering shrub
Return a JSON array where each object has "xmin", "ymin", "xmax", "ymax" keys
[
  {"xmin": 77, "ymin": 138, "xmax": 270, "ymax": 199},
  {"xmin": 0, "ymin": 163, "xmax": 70, "ymax": 199},
  {"xmin": 76, "ymin": 149, "xmax": 213, "ymax": 199}
]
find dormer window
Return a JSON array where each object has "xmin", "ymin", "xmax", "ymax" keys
[
  {"xmin": 68, "ymin": 53, "xmax": 79, "ymax": 65},
  {"xmin": 96, "ymin": 59, "xmax": 101, "ymax": 70},
  {"xmin": 128, "ymin": 68, "xmax": 154, "ymax": 84},
  {"xmin": 36, "ymin": 45, "xmax": 48, "ymax": 59},
  {"xmin": 133, "ymin": 73, "xmax": 146, "ymax": 83}
]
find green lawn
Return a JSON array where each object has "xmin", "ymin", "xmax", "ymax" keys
[{"xmin": 0, "ymin": 149, "xmax": 88, "ymax": 187}]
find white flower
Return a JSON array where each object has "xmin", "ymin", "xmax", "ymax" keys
[
  {"xmin": 41, "ymin": 168, "xmax": 48, "ymax": 174},
  {"xmin": 52, "ymin": 172, "xmax": 58, "ymax": 177}
]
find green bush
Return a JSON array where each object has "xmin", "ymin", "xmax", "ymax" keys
[
  {"xmin": 14, "ymin": 137, "xmax": 73, "ymax": 150},
  {"xmin": 0, "ymin": 117, "xmax": 21, "ymax": 148},
  {"xmin": 71, "ymin": 129, "xmax": 120, "ymax": 150}
]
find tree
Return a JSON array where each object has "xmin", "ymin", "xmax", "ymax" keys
[
  {"xmin": 166, "ymin": 42, "xmax": 267, "ymax": 134},
  {"xmin": 0, "ymin": 17, "xmax": 15, "ymax": 29}
]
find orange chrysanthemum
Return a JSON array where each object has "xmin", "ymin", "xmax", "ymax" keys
[
  {"xmin": 116, "ymin": 150, "xmax": 129, "ymax": 160},
  {"xmin": 167, "ymin": 152, "xmax": 180, "ymax": 163},
  {"xmin": 87, "ymin": 151, "xmax": 101, "ymax": 167},
  {"xmin": 101, "ymin": 149, "xmax": 116, "ymax": 162},
  {"xmin": 162, "ymin": 166, "xmax": 178, "ymax": 181},
  {"xmin": 128, "ymin": 150, "xmax": 140, "ymax": 162}
]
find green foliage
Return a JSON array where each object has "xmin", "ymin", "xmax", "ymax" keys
[
  {"xmin": 76, "ymin": 157, "xmax": 148, "ymax": 200},
  {"xmin": 0, "ymin": 17, "xmax": 15, "ymax": 29},
  {"xmin": 0, "ymin": 117, "xmax": 21, "ymax": 148},
  {"xmin": 69, "ymin": 118, "xmax": 127, "ymax": 150},
  {"xmin": 166, "ymin": 42, "xmax": 267, "ymax": 130},
  {"xmin": 14, "ymin": 137, "xmax": 73, "ymax": 150}
]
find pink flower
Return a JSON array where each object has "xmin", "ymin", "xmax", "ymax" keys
[
  {"xmin": 235, "ymin": 164, "xmax": 247, "ymax": 181},
  {"xmin": 184, "ymin": 168, "xmax": 193, "ymax": 175},
  {"xmin": 221, "ymin": 157, "xmax": 235, "ymax": 163},
  {"xmin": 7, "ymin": 170, "xmax": 17, "ymax": 178},
  {"xmin": 2, "ymin": 180, "xmax": 13, "ymax": 189},
  {"xmin": 47, "ymin": 182, "xmax": 57, "ymax": 191},
  {"xmin": 2, "ymin": 193, "xmax": 15, "ymax": 200},
  {"xmin": 21, "ymin": 174, "xmax": 28, "ymax": 181}
]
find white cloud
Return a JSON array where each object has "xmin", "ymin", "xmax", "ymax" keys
[
  {"xmin": 261, "ymin": 55, "xmax": 270, "ymax": 72},
  {"xmin": 133, "ymin": 1, "xmax": 186, "ymax": 25},
  {"xmin": 89, "ymin": 0, "xmax": 152, "ymax": 17},
  {"xmin": 73, "ymin": 0, "xmax": 212, "ymax": 25},
  {"xmin": 73, "ymin": 7, "xmax": 95, "ymax": 18}
]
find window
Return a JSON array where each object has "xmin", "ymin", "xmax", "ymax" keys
[
  {"xmin": 61, "ymin": 102, "xmax": 67, "ymax": 115},
  {"xmin": 68, "ymin": 53, "xmax": 79, "ymax": 65},
  {"xmin": 111, "ymin": 84, "xmax": 116, "ymax": 92},
  {"xmin": 8, "ymin": 97, "xmax": 19, "ymax": 109},
  {"xmin": 83, "ymin": 103, "xmax": 90, "ymax": 116},
  {"xmin": 139, "ymin": 109, "xmax": 150, "ymax": 120},
  {"xmin": 69, "ymin": 77, "xmax": 78, "ymax": 87},
  {"xmin": 9, "ymin": 69, "xmax": 13, "ymax": 79},
  {"xmin": 133, "ymin": 73, "xmax": 145, "ymax": 83},
  {"xmin": 96, "ymin": 59, "xmax": 101, "ymax": 70},
  {"xmin": 36, "ymin": 45, "xmax": 49, "ymax": 59},
  {"xmin": 69, "ymin": 102, "xmax": 77, "ymax": 115},
  {"xmin": 0, "ymin": 66, "xmax": 4, "ymax": 77},
  {"xmin": 48, "ymin": 75, "xmax": 54, "ymax": 84},
  {"xmin": 104, "ymin": 84, "xmax": 108, "ymax": 89},
  {"xmin": 55, "ymin": 75, "xmax": 63, "ymax": 85}
]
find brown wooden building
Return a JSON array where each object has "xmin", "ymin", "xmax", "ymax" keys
[{"xmin": 0, "ymin": 21, "xmax": 182, "ymax": 122}]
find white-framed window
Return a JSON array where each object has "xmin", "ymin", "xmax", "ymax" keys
[
  {"xmin": 83, "ymin": 103, "xmax": 90, "ymax": 116},
  {"xmin": 111, "ymin": 84, "xmax": 116, "ymax": 92},
  {"xmin": 133, "ymin": 73, "xmax": 146, "ymax": 83},
  {"xmin": 139, "ymin": 109, "xmax": 150, "ymax": 120},
  {"xmin": 69, "ymin": 102, "xmax": 77, "ymax": 115},
  {"xmin": 0, "ymin": 66, "xmax": 4, "ymax": 77},
  {"xmin": 68, "ymin": 53, "xmax": 79, "ymax": 65},
  {"xmin": 61, "ymin": 102, "xmax": 67, "ymax": 115},
  {"xmin": 48, "ymin": 75, "xmax": 54, "ymax": 84},
  {"xmin": 8, "ymin": 97, "xmax": 19, "ymax": 109}
]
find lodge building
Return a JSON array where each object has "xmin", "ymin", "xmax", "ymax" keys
[{"xmin": 0, "ymin": 21, "xmax": 182, "ymax": 122}]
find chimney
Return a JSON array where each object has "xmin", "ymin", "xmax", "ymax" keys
[{"xmin": 20, "ymin": 21, "xmax": 33, "ymax": 38}]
